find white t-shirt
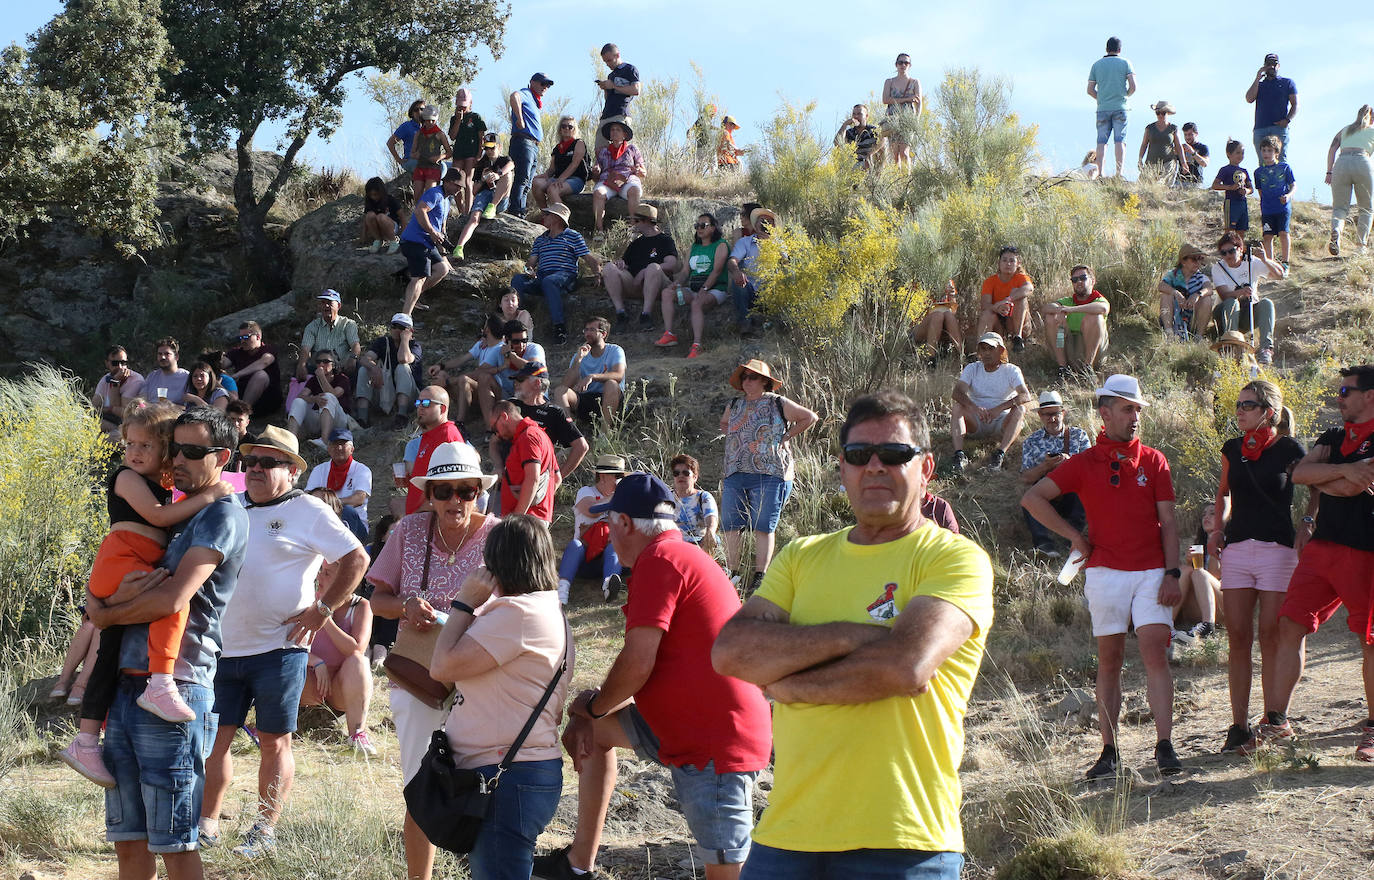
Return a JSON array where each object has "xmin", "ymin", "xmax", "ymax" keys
[
  {"xmin": 958, "ymin": 362, "xmax": 1026, "ymax": 409},
  {"xmin": 221, "ymin": 492, "xmax": 363, "ymax": 657},
  {"xmin": 305, "ymin": 459, "xmax": 374, "ymax": 519},
  {"xmin": 573, "ymin": 485, "xmax": 610, "ymax": 537},
  {"xmin": 1210, "ymin": 256, "xmax": 1270, "ymax": 299}
]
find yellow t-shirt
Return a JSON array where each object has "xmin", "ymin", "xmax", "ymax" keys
[{"xmin": 753, "ymin": 523, "xmax": 994, "ymax": 854}]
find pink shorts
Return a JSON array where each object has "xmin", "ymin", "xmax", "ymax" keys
[{"xmin": 1220, "ymin": 539, "xmax": 1298, "ymax": 592}]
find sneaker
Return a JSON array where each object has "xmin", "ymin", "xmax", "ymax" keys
[
  {"xmin": 1188, "ymin": 621, "xmax": 1216, "ymax": 639},
  {"xmin": 1254, "ymin": 718, "xmax": 1295, "ymax": 744},
  {"xmin": 952, "ymin": 450, "xmax": 969, "ymax": 472},
  {"xmin": 66, "ymin": 685, "xmax": 85, "ymax": 706},
  {"xmin": 1329, "ymin": 230, "xmax": 1341, "ymax": 256},
  {"xmin": 986, "ymin": 450, "xmax": 1005, "ymax": 471},
  {"xmin": 654, "ymin": 331, "xmax": 678, "ymax": 347},
  {"xmin": 614, "ymin": 311, "xmax": 630, "ymax": 333},
  {"xmin": 368, "ymin": 239, "xmax": 382, "ymax": 253},
  {"xmin": 532, "ymin": 845, "xmax": 596, "ymax": 879},
  {"xmin": 1034, "ymin": 543, "xmax": 1063, "ymax": 560},
  {"xmin": 1084, "ymin": 744, "xmax": 1120, "ymax": 780},
  {"xmin": 1220, "ymin": 723, "xmax": 1255, "ymax": 754},
  {"xmin": 309, "ymin": 437, "xmax": 328, "ymax": 451},
  {"xmin": 199, "ymin": 826, "xmax": 221, "ymax": 848},
  {"xmin": 1011, "ymin": 335, "xmax": 1026, "ymax": 352},
  {"xmin": 136, "ymin": 676, "xmax": 197, "ymax": 723},
  {"xmin": 1257, "ymin": 347, "xmax": 1273, "ymax": 365},
  {"xmin": 1155, "ymin": 739, "xmax": 1184, "ymax": 776},
  {"xmin": 1355, "ymin": 724, "xmax": 1374, "ymax": 762},
  {"xmin": 553, "ymin": 324, "xmax": 568, "ymax": 345},
  {"xmin": 687, "ymin": 342, "xmax": 702, "ymax": 359},
  {"xmin": 58, "ymin": 737, "xmax": 116, "ymax": 788},
  {"xmin": 452, "ymin": 244, "xmax": 464, "ymax": 260},
  {"xmin": 49, "ymin": 682, "xmax": 69, "ymax": 700},
  {"xmin": 232, "ymin": 822, "xmax": 277, "ymax": 858},
  {"xmin": 637, "ymin": 312, "xmax": 655, "ymax": 331},
  {"xmin": 350, "ymin": 730, "xmax": 378, "ymax": 757},
  {"xmin": 602, "ymin": 573, "xmax": 624, "ymax": 603},
  {"xmin": 482, "ymin": 203, "xmax": 497, "ymax": 220},
  {"xmin": 386, "ymin": 240, "xmax": 400, "ymax": 255}
]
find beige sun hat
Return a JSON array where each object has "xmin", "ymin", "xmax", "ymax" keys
[
  {"xmin": 1152, "ymin": 101, "xmax": 1176, "ymax": 115},
  {"xmin": 1210, "ymin": 330, "xmax": 1255, "ymax": 354},
  {"xmin": 240, "ymin": 424, "xmax": 307, "ymax": 472}
]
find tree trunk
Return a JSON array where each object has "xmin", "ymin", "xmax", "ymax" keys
[{"xmin": 232, "ymin": 133, "xmax": 290, "ymax": 295}]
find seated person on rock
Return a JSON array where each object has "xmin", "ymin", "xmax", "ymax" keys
[
  {"xmin": 1210, "ymin": 230, "xmax": 1285, "ymax": 366},
  {"xmin": 554, "ymin": 316, "xmax": 625, "ymax": 424},
  {"xmin": 144, "ymin": 336, "xmax": 190, "ymax": 406},
  {"xmin": 912, "ymin": 279, "xmax": 963, "ymax": 367},
  {"xmin": 361, "ymin": 176, "xmax": 403, "ymax": 255},
  {"xmin": 429, "ymin": 315, "xmax": 506, "ymax": 432},
  {"xmin": 951, "ymin": 331, "xmax": 1031, "ymax": 473},
  {"xmin": 475, "ymin": 321, "xmax": 547, "ymax": 431},
  {"xmin": 661, "ymin": 212, "xmax": 730, "ymax": 356},
  {"xmin": 512, "ymin": 202, "xmax": 602, "ymax": 345},
  {"xmin": 92, "ymin": 345, "xmax": 145, "ymax": 440},
  {"xmin": 603, "ymin": 204, "xmax": 679, "ymax": 333},
  {"xmin": 1157, "ymin": 243, "xmax": 1216, "ymax": 340},
  {"xmin": 532, "ymin": 116, "xmax": 591, "ymax": 210},
  {"xmin": 1019, "ymin": 390, "xmax": 1090, "ymax": 557},
  {"xmin": 976, "ymin": 245, "xmax": 1034, "ymax": 354},
  {"xmin": 356, "ymin": 312, "xmax": 422, "ymax": 429},
  {"xmin": 725, "ymin": 207, "xmax": 777, "ymax": 340},
  {"xmin": 487, "ymin": 362, "xmax": 589, "ymax": 492},
  {"xmin": 556, "ymin": 455, "xmax": 628, "ymax": 605},
  {"xmin": 1171, "ymin": 507, "xmax": 1223, "ymax": 642},
  {"xmin": 1043, "ymin": 264, "xmax": 1110, "ymax": 381},
  {"xmin": 287, "ymin": 351, "xmax": 352, "ymax": 450},
  {"xmin": 450, "ymin": 140, "xmax": 514, "ymax": 260},
  {"xmin": 591, "ymin": 120, "xmax": 645, "ymax": 243},
  {"xmin": 298, "ymin": 288, "xmax": 361, "ymax": 385}
]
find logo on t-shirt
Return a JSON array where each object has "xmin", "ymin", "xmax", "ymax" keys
[
  {"xmin": 1136, "ymin": 471, "xmax": 1148, "ymax": 487},
  {"xmin": 267, "ymin": 518, "xmax": 284, "ymax": 536},
  {"xmin": 866, "ymin": 583, "xmax": 899, "ymax": 622}
]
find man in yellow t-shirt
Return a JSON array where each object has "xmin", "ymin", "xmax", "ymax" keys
[{"xmin": 714, "ymin": 390, "xmax": 994, "ymax": 879}]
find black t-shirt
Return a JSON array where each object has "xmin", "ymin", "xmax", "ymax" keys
[
  {"xmin": 516, "ymin": 399, "xmax": 583, "ymax": 448},
  {"xmin": 364, "ymin": 192, "xmax": 402, "ymax": 224},
  {"xmin": 1222, "ymin": 435, "xmax": 1305, "ymax": 546},
  {"xmin": 1312, "ymin": 427, "xmax": 1374, "ymax": 550},
  {"xmin": 107, "ymin": 466, "xmax": 172, "ymax": 527},
  {"xmin": 602, "ymin": 62, "xmax": 640, "ymax": 118},
  {"xmin": 622, "ymin": 232, "xmax": 679, "ymax": 276},
  {"xmin": 1184, "ymin": 142, "xmax": 1210, "ymax": 182}
]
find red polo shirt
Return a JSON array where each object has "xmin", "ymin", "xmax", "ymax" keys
[
  {"xmin": 501, "ymin": 417, "xmax": 560, "ymax": 522},
  {"xmin": 1048, "ymin": 442, "xmax": 1174, "ymax": 571}
]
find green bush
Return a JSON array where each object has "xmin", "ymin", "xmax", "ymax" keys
[{"xmin": 0, "ymin": 365, "xmax": 110, "ymax": 648}]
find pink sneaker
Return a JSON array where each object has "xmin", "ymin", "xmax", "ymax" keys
[
  {"xmin": 58, "ymin": 737, "xmax": 116, "ymax": 788},
  {"xmin": 350, "ymin": 730, "xmax": 378, "ymax": 757},
  {"xmin": 137, "ymin": 676, "xmax": 196, "ymax": 722}
]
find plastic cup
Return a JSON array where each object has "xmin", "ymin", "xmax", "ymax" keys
[
  {"xmin": 1189, "ymin": 545, "xmax": 1205, "ymax": 569},
  {"xmin": 156, "ymin": 387, "xmax": 168, "ymax": 400},
  {"xmin": 1057, "ymin": 550, "xmax": 1087, "ymax": 585},
  {"xmin": 392, "ymin": 462, "xmax": 407, "ymax": 480}
]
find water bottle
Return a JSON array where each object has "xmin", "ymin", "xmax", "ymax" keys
[
  {"xmin": 1055, "ymin": 326, "xmax": 1065, "ymax": 350},
  {"xmin": 675, "ymin": 285, "xmax": 685, "ymax": 306},
  {"xmin": 1057, "ymin": 550, "xmax": 1087, "ymax": 585}
]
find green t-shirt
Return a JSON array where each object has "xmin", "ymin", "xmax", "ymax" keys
[
  {"xmin": 688, "ymin": 240, "xmax": 728, "ymax": 292},
  {"xmin": 1088, "ymin": 55, "xmax": 1134, "ymax": 112},
  {"xmin": 1057, "ymin": 290, "xmax": 1107, "ymax": 334},
  {"xmin": 450, "ymin": 111, "xmax": 487, "ymax": 160}
]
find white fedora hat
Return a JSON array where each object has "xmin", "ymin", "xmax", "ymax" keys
[
  {"xmin": 1094, "ymin": 374, "xmax": 1150, "ymax": 407},
  {"xmin": 409, "ymin": 442, "xmax": 498, "ymax": 491}
]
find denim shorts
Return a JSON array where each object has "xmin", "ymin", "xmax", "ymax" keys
[
  {"xmin": 400, "ymin": 239, "xmax": 445, "ymax": 279},
  {"xmin": 1095, "ymin": 109, "xmax": 1127, "ymax": 145},
  {"xmin": 1225, "ymin": 198, "xmax": 1250, "ymax": 231},
  {"xmin": 721, "ymin": 472, "xmax": 793, "ymax": 533},
  {"xmin": 468, "ymin": 758, "xmax": 563, "ymax": 880},
  {"xmin": 472, "ymin": 188, "xmax": 511, "ymax": 215},
  {"xmin": 741, "ymin": 844, "xmax": 963, "ymax": 880},
  {"xmin": 619, "ymin": 706, "xmax": 757, "ymax": 865},
  {"xmin": 560, "ymin": 176, "xmax": 586, "ymax": 195},
  {"xmin": 105, "ymin": 677, "xmax": 217, "ymax": 853},
  {"xmin": 212, "ymin": 648, "xmax": 308, "ymax": 734}
]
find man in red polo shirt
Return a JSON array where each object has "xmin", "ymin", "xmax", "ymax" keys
[
  {"xmin": 533, "ymin": 473, "xmax": 772, "ymax": 880},
  {"xmin": 404, "ymin": 385, "xmax": 464, "ymax": 515},
  {"xmin": 1022, "ymin": 374, "xmax": 1184, "ymax": 780},
  {"xmin": 491, "ymin": 399, "xmax": 560, "ymax": 521}
]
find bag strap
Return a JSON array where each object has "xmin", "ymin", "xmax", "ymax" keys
[
  {"xmin": 420, "ymin": 513, "xmax": 435, "ymax": 594},
  {"xmin": 493, "ymin": 619, "xmax": 571, "ymax": 783}
]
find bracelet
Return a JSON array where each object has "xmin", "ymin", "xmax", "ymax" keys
[
  {"xmin": 449, "ymin": 599, "xmax": 475, "ymax": 615},
  {"xmin": 586, "ymin": 692, "xmax": 608, "ymax": 719},
  {"xmin": 311, "ymin": 659, "xmax": 326, "ymax": 669}
]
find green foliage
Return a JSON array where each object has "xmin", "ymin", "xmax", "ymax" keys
[
  {"xmin": 748, "ymin": 98, "xmax": 866, "ymax": 234},
  {"xmin": 0, "ymin": 365, "xmax": 110, "ymax": 647},
  {"xmin": 363, "ymin": 69, "xmax": 427, "ymax": 131},
  {"xmin": 995, "ymin": 829, "xmax": 1137, "ymax": 880},
  {"xmin": 0, "ymin": 0, "xmax": 181, "ymax": 252}
]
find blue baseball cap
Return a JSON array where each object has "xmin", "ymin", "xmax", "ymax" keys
[
  {"xmin": 317, "ymin": 289, "xmax": 341, "ymax": 303},
  {"xmin": 589, "ymin": 472, "xmax": 676, "ymax": 519},
  {"xmin": 327, "ymin": 427, "xmax": 354, "ymax": 444}
]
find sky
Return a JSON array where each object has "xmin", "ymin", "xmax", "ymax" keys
[{"xmin": 9, "ymin": 1, "xmax": 1372, "ymax": 205}]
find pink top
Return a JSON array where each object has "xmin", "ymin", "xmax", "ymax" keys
[
  {"xmin": 311, "ymin": 599, "xmax": 365, "ymax": 669},
  {"xmin": 367, "ymin": 511, "xmax": 497, "ymax": 619},
  {"xmin": 445, "ymin": 590, "xmax": 572, "ymax": 769}
]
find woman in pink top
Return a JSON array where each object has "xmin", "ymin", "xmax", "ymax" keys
[
  {"xmin": 430, "ymin": 514, "xmax": 572, "ymax": 880},
  {"xmin": 299, "ymin": 593, "xmax": 375, "ymax": 756}
]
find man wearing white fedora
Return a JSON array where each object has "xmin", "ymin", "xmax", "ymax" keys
[
  {"xmin": 1019, "ymin": 390, "xmax": 1092, "ymax": 558},
  {"xmin": 200, "ymin": 425, "xmax": 368, "ymax": 856},
  {"xmin": 1021, "ymin": 375, "xmax": 1185, "ymax": 780}
]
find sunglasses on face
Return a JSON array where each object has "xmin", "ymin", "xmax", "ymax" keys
[
  {"xmin": 1236, "ymin": 400, "xmax": 1263, "ymax": 411},
  {"xmin": 841, "ymin": 442, "xmax": 924, "ymax": 466},
  {"xmin": 416, "ymin": 398, "xmax": 440, "ymax": 408},
  {"xmin": 1220, "ymin": 247, "xmax": 1238, "ymax": 256},
  {"xmin": 242, "ymin": 454, "xmax": 291, "ymax": 469},
  {"xmin": 508, "ymin": 337, "xmax": 528, "ymax": 345},
  {"xmin": 317, "ymin": 360, "xmax": 334, "ymax": 367},
  {"xmin": 1070, "ymin": 274, "xmax": 1089, "ymax": 283},
  {"xmin": 429, "ymin": 483, "xmax": 482, "ymax": 501},
  {"xmin": 1339, "ymin": 385, "xmax": 1369, "ymax": 398},
  {"xmin": 237, "ymin": 334, "xmax": 255, "ymax": 341},
  {"xmin": 672, "ymin": 469, "xmax": 693, "ymax": 477},
  {"xmin": 109, "ymin": 359, "xmax": 128, "ymax": 366},
  {"xmin": 169, "ymin": 442, "xmax": 227, "ymax": 461},
  {"xmin": 694, "ymin": 222, "xmax": 712, "ymax": 229}
]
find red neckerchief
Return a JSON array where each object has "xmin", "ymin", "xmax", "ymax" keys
[
  {"xmin": 1241, "ymin": 424, "xmax": 1277, "ymax": 461},
  {"xmin": 1094, "ymin": 431, "xmax": 1142, "ymax": 469},
  {"xmin": 531, "ymin": 91, "xmax": 542, "ymax": 109},
  {"xmin": 326, "ymin": 457, "xmax": 352, "ymax": 492},
  {"xmin": 607, "ymin": 141, "xmax": 629, "ymax": 162},
  {"xmin": 419, "ymin": 123, "xmax": 440, "ymax": 136},
  {"xmin": 1074, "ymin": 288, "xmax": 1102, "ymax": 306},
  {"xmin": 556, "ymin": 138, "xmax": 575, "ymax": 153},
  {"xmin": 1342, "ymin": 417, "xmax": 1374, "ymax": 457}
]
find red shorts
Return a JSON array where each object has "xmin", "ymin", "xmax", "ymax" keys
[
  {"xmin": 413, "ymin": 165, "xmax": 441, "ymax": 185},
  {"xmin": 1279, "ymin": 540, "xmax": 1374, "ymax": 643}
]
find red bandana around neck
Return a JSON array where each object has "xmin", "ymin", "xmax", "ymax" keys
[
  {"xmin": 531, "ymin": 91, "xmax": 542, "ymax": 109},
  {"xmin": 1341, "ymin": 417, "xmax": 1374, "ymax": 457},
  {"xmin": 1094, "ymin": 430, "xmax": 1142, "ymax": 468},
  {"xmin": 1241, "ymin": 424, "xmax": 1277, "ymax": 461},
  {"xmin": 1074, "ymin": 288, "xmax": 1102, "ymax": 306},
  {"xmin": 557, "ymin": 138, "xmax": 575, "ymax": 152},
  {"xmin": 607, "ymin": 141, "xmax": 629, "ymax": 162},
  {"xmin": 326, "ymin": 457, "xmax": 352, "ymax": 493}
]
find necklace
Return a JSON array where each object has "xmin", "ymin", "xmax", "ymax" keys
[{"xmin": 435, "ymin": 517, "xmax": 473, "ymax": 566}]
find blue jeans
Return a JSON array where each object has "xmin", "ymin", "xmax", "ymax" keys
[
  {"xmin": 508, "ymin": 135, "xmax": 539, "ymax": 214},
  {"xmin": 467, "ymin": 758, "xmax": 562, "ymax": 880},
  {"xmin": 742, "ymin": 844, "xmax": 963, "ymax": 880},
  {"xmin": 722, "ymin": 472, "xmax": 792, "ymax": 533},
  {"xmin": 212, "ymin": 647, "xmax": 308, "ymax": 734},
  {"xmin": 730, "ymin": 279, "xmax": 757, "ymax": 324},
  {"xmin": 1253, "ymin": 124, "xmax": 1290, "ymax": 162},
  {"xmin": 511, "ymin": 271, "xmax": 576, "ymax": 325},
  {"xmin": 1212, "ymin": 297, "xmax": 1276, "ymax": 351},
  {"xmin": 105, "ymin": 677, "xmax": 217, "ymax": 853},
  {"xmin": 558, "ymin": 536, "xmax": 622, "ymax": 582}
]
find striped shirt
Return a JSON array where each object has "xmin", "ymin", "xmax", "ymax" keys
[{"xmin": 531, "ymin": 229, "xmax": 590, "ymax": 277}]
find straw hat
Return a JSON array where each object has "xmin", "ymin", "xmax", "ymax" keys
[
  {"xmin": 1152, "ymin": 101, "xmax": 1176, "ymax": 115},
  {"xmin": 240, "ymin": 424, "xmax": 307, "ymax": 472},
  {"xmin": 729, "ymin": 358, "xmax": 783, "ymax": 391},
  {"xmin": 1031, "ymin": 390, "xmax": 1066, "ymax": 412},
  {"xmin": 749, "ymin": 207, "xmax": 778, "ymax": 229},
  {"xmin": 1210, "ymin": 330, "xmax": 1255, "ymax": 354},
  {"xmin": 409, "ymin": 442, "xmax": 498, "ymax": 491},
  {"xmin": 540, "ymin": 203, "xmax": 571, "ymax": 225},
  {"xmin": 593, "ymin": 454, "xmax": 629, "ymax": 474}
]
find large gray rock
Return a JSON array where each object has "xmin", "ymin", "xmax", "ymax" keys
[
  {"xmin": 562, "ymin": 193, "xmax": 743, "ymax": 241},
  {"xmin": 468, "ymin": 213, "xmax": 541, "ymax": 256},
  {"xmin": 206, "ymin": 292, "xmax": 299, "ymax": 341}
]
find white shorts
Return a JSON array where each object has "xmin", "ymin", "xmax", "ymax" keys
[
  {"xmin": 389, "ymin": 687, "xmax": 449, "ymax": 784},
  {"xmin": 594, "ymin": 176, "xmax": 642, "ymax": 199},
  {"xmin": 970, "ymin": 410, "xmax": 1008, "ymax": 437},
  {"xmin": 1084, "ymin": 567, "xmax": 1172, "ymax": 636}
]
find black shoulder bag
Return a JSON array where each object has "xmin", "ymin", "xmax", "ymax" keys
[{"xmin": 403, "ymin": 628, "xmax": 569, "ymax": 854}]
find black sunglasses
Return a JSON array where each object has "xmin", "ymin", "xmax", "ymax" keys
[
  {"xmin": 1220, "ymin": 247, "xmax": 1238, "ymax": 256},
  {"xmin": 1070, "ymin": 274, "xmax": 1089, "ymax": 283},
  {"xmin": 429, "ymin": 483, "xmax": 482, "ymax": 501},
  {"xmin": 169, "ymin": 442, "xmax": 228, "ymax": 461},
  {"xmin": 841, "ymin": 443, "xmax": 924, "ymax": 467},
  {"xmin": 1236, "ymin": 400, "xmax": 1264, "ymax": 411},
  {"xmin": 109, "ymin": 359, "xmax": 129, "ymax": 366},
  {"xmin": 672, "ymin": 469, "xmax": 693, "ymax": 477},
  {"xmin": 694, "ymin": 221, "xmax": 713, "ymax": 229},
  {"xmin": 416, "ymin": 398, "xmax": 440, "ymax": 408},
  {"xmin": 237, "ymin": 334, "xmax": 255, "ymax": 341},
  {"xmin": 242, "ymin": 454, "xmax": 291, "ymax": 469},
  {"xmin": 508, "ymin": 337, "xmax": 528, "ymax": 344},
  {"xmin": 1339, "ymin": 385, "xmax": 1369, "ymax": 398}
]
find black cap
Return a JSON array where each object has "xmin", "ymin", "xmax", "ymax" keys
[
  {"xmin": 531, "ymin": 72, "xmax": 554, "ymax": 87},
  {"xmin": 514, "ymin": 361, "xmax": 547, "ymax": 381}
]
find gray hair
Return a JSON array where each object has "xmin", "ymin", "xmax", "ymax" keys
[{"xmin": 631, "ymin": 517, "xmax": 677, "ymax": 537}]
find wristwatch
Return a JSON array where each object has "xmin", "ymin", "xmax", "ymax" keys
[
  {"xmin": 1164, "ymin": 568, "xmax": 1182, "ymax": 579},
  {"xmin": 314, "ymin": 599, "xmax": 331, "ymax": 618},
  {"xmin": 1301, "ymin": 515, "xmax": 1316, "ymax": 526},
  {"xmin": 449, "ymin": 599, "xmax": 475, "ymax": 615}
]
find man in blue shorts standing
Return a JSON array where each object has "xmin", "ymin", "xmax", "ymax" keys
[
  {"xmin": 399, "ymin": 168, "xmax": 465, "ymax": 315},
  {"xmin": 1087, "ymin": 37, "xmax": 1137, "ymax": 179}
]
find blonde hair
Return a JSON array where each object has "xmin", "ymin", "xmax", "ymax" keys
[
  {"xmin": 120, "ymin": 399, "xmax": 181, "ymax": 468},
  {"xmin": 1081, "ymin": 150, "xmax": 1096, "ymax": 166},
  {"xmin": 1241, "ymin": 379, "xmax": 1294, "ymax": 436},
  {"xmin": 1344, "ymin": 104, "xmax": 1374, "ymax": 139}
]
